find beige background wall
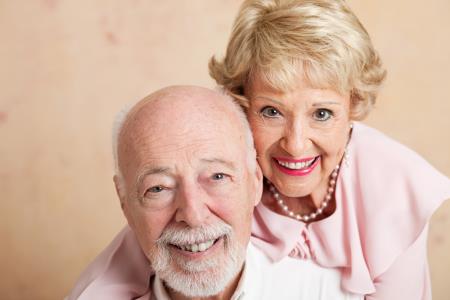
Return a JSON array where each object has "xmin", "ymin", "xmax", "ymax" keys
[{"xmin": 0, "ymin": 1, "xmax": 449, "ymax": 299}]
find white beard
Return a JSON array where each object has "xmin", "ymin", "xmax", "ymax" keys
[{"xmin": 149, "ymin": 221, "xmax": 246, "ymax": 298}]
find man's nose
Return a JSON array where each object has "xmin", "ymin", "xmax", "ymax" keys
[
  {"xmin": 174, "ymin": 182, "xmax": 209, "ymax": 227},
  {"xmin": 279, "ymin": 120, "xmax": 309, "ymax": 156}
]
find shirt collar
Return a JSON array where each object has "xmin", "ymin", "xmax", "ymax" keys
[{"xmin": 152, "ymin": 274, "xmax": 171, "ymax": 300}]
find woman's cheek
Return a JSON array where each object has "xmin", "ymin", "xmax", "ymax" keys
[{"xmin": 252, "ymin": 127, "xmax": 269, "ymax": 155}]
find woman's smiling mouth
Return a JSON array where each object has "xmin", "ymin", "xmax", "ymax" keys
[{"xmin": 273, "ymin": 156, "xmax": 320, "ymax": 176}]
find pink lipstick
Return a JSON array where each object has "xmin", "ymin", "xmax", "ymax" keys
[{"xmin": 273, "ymin": 156, "xmax": 320, "ymax": 176}]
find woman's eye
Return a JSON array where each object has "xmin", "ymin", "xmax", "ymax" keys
[
  {"xmin": 260, "ymin": 106, "xmax": 281, "ymax": 118},
  {"xmin": 313, "ymin": 109, "xmax": 333, "ymax": 121}
]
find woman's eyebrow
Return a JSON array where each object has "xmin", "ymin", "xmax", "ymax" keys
[
  {"xmin": 255, "ymin": 96, "xmax": 341, "ymax": 107},
  {"xmin": 312, "ymin": 101, "xmax": 341, "ymax": 106},
  {"xmin": 253, "ymin": 96, "xmax": 285, "ymax": 106}
]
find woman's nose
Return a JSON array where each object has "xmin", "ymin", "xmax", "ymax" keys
[{"xmin": 279, "ymin": 121, "xmax": 309, "ymax": 157}]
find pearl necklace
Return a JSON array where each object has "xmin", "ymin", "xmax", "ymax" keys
[{"xmin": 269, "ymin": 164, "xmax": 340, "ymax": 222}]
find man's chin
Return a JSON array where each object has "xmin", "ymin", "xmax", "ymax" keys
[
  {"xmin": 160, "ymin": 257, "xmax": 243, "ymax": 298},
  {"xmin": 153, "ymin": 241, "xmax": 246, "ymax": 298}
]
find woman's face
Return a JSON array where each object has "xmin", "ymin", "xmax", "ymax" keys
[{"xmin": 246, "ymin": 76, "xmax": 352, "ymax": 198}]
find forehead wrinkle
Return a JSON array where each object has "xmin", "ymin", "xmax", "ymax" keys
[
  {"xmin": 137, "ymin": 134, "xmax": 218, "ymax": 155},
  {"xmin": 133, "ymin": 135, "xmax": 227, "ymax": 172},
  {"xmin": 200, "ymin": 158, "xmax": 238, "ymax": 172}
]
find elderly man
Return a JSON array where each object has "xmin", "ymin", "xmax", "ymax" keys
[{"xmin": 67, "ymin": 86, "xmax": 360, "ymax": 300}]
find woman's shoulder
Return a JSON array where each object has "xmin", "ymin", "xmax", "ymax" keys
[
  {"xmin": 337, "ymin": 122, "xmax": 449, "ymax": 280},
  {"xmin": 351, "ymin": 122, "xmax": 425, "ymax": 165},
  {"xmin": 349, "ymin": 121, "xmax": 449, "ymax": 197},
  {"xmin": 350, "ymin": 122, "xmax": 448, "ymax": 181}
]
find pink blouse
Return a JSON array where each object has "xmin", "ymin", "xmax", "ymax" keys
[{"xmin": 66, "ymin": 123, "xmax": 450, "ymax": 299}]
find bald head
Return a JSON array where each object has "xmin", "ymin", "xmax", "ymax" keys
[{"xmin": 113, "ymin": 86, "xmax": 256, "ymax": 194}]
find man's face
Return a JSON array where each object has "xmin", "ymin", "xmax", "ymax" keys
[{"xmin": 116, "ymin": 90, "xmax": 261, "ymax": 297}]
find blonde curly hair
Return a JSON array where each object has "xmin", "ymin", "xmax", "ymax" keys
[{"xmin": 209, "ymin": 0, "xmax": 386, "ymax": 119}]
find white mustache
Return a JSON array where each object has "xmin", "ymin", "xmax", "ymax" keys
[{"xmin": 156, "ymin": 221, "xmax": 233, "ymax": 246}]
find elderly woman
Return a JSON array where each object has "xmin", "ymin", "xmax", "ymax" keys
[
  {"xmin": 68, "ymin": 1, "xmax": 449, "ymax": 299},
  {"xmin": 208, "ymin": 0, "xmax": 449, "ymax": 298}
]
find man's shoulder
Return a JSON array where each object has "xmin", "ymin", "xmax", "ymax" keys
[{"xmin": 65, "ymin": 226, "xmax": 151, "ymax": 300}]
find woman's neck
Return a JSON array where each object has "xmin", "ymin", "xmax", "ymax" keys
[{"xmin": 261, "ymin": 179, "xmax": 336, "ymax": 223}]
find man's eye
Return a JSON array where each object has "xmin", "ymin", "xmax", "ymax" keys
[
  {"xmin": 212, "ymin": 173, "xmax": 227, "ymax": 180},
  {"xmin": 260, "ymin": 106, "xmax": 281, "ymax": 117},
  {"xmin": 313, "ymin": 109, "xmax": 333, "ymax": 121},
  {"xmin": 147, "ymin": 186, "xmax": 164, "ymax": 193},
  {"xmin": 140, "ymin": 184, "xmax": 174, "ymax": 208}
]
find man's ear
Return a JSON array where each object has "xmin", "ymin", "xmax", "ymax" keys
[
  {"xmin": 113, "ymin": 175, "xmax": 126, "ymax": 210},
  {"xmin": 113, "ymin": 174, "xmax": 135, "ymax": 229},
  {"xmin": 252, "ymin": 164, "xmax": 263, "ymax": 207}
]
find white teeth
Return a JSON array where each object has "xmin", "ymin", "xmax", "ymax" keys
[
  {"xmin": 277, "ymin": 157, "xmax": 316, "ymax": 170},
  {"xmin": 178, "ymin": 239, "xmax": 215, "ymax": 253},
  {"xmin": 198, "ymin": 243, "xmax": 206, "ymax": 252}
]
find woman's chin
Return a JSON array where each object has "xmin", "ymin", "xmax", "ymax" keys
[
  {"xmin": 265, "ymin": 168, "xmax": 321, "ymax": 197},
  {"xmin": 267, "ymin": 180, "xmax": 316, "ymax": 198}
]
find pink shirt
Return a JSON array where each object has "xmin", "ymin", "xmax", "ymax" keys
[{"xmin": 66, "ymin": 123, "xmax": 450, "ymax": 299}]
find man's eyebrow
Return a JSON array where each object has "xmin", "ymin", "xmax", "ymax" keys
[
  {"xmin": 200, "ymin": 158, "xmax": 237, "ymax": 170},
  {"xmin": 136, "ymin": 166, "xmax": 170, "ymax": 186}
]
